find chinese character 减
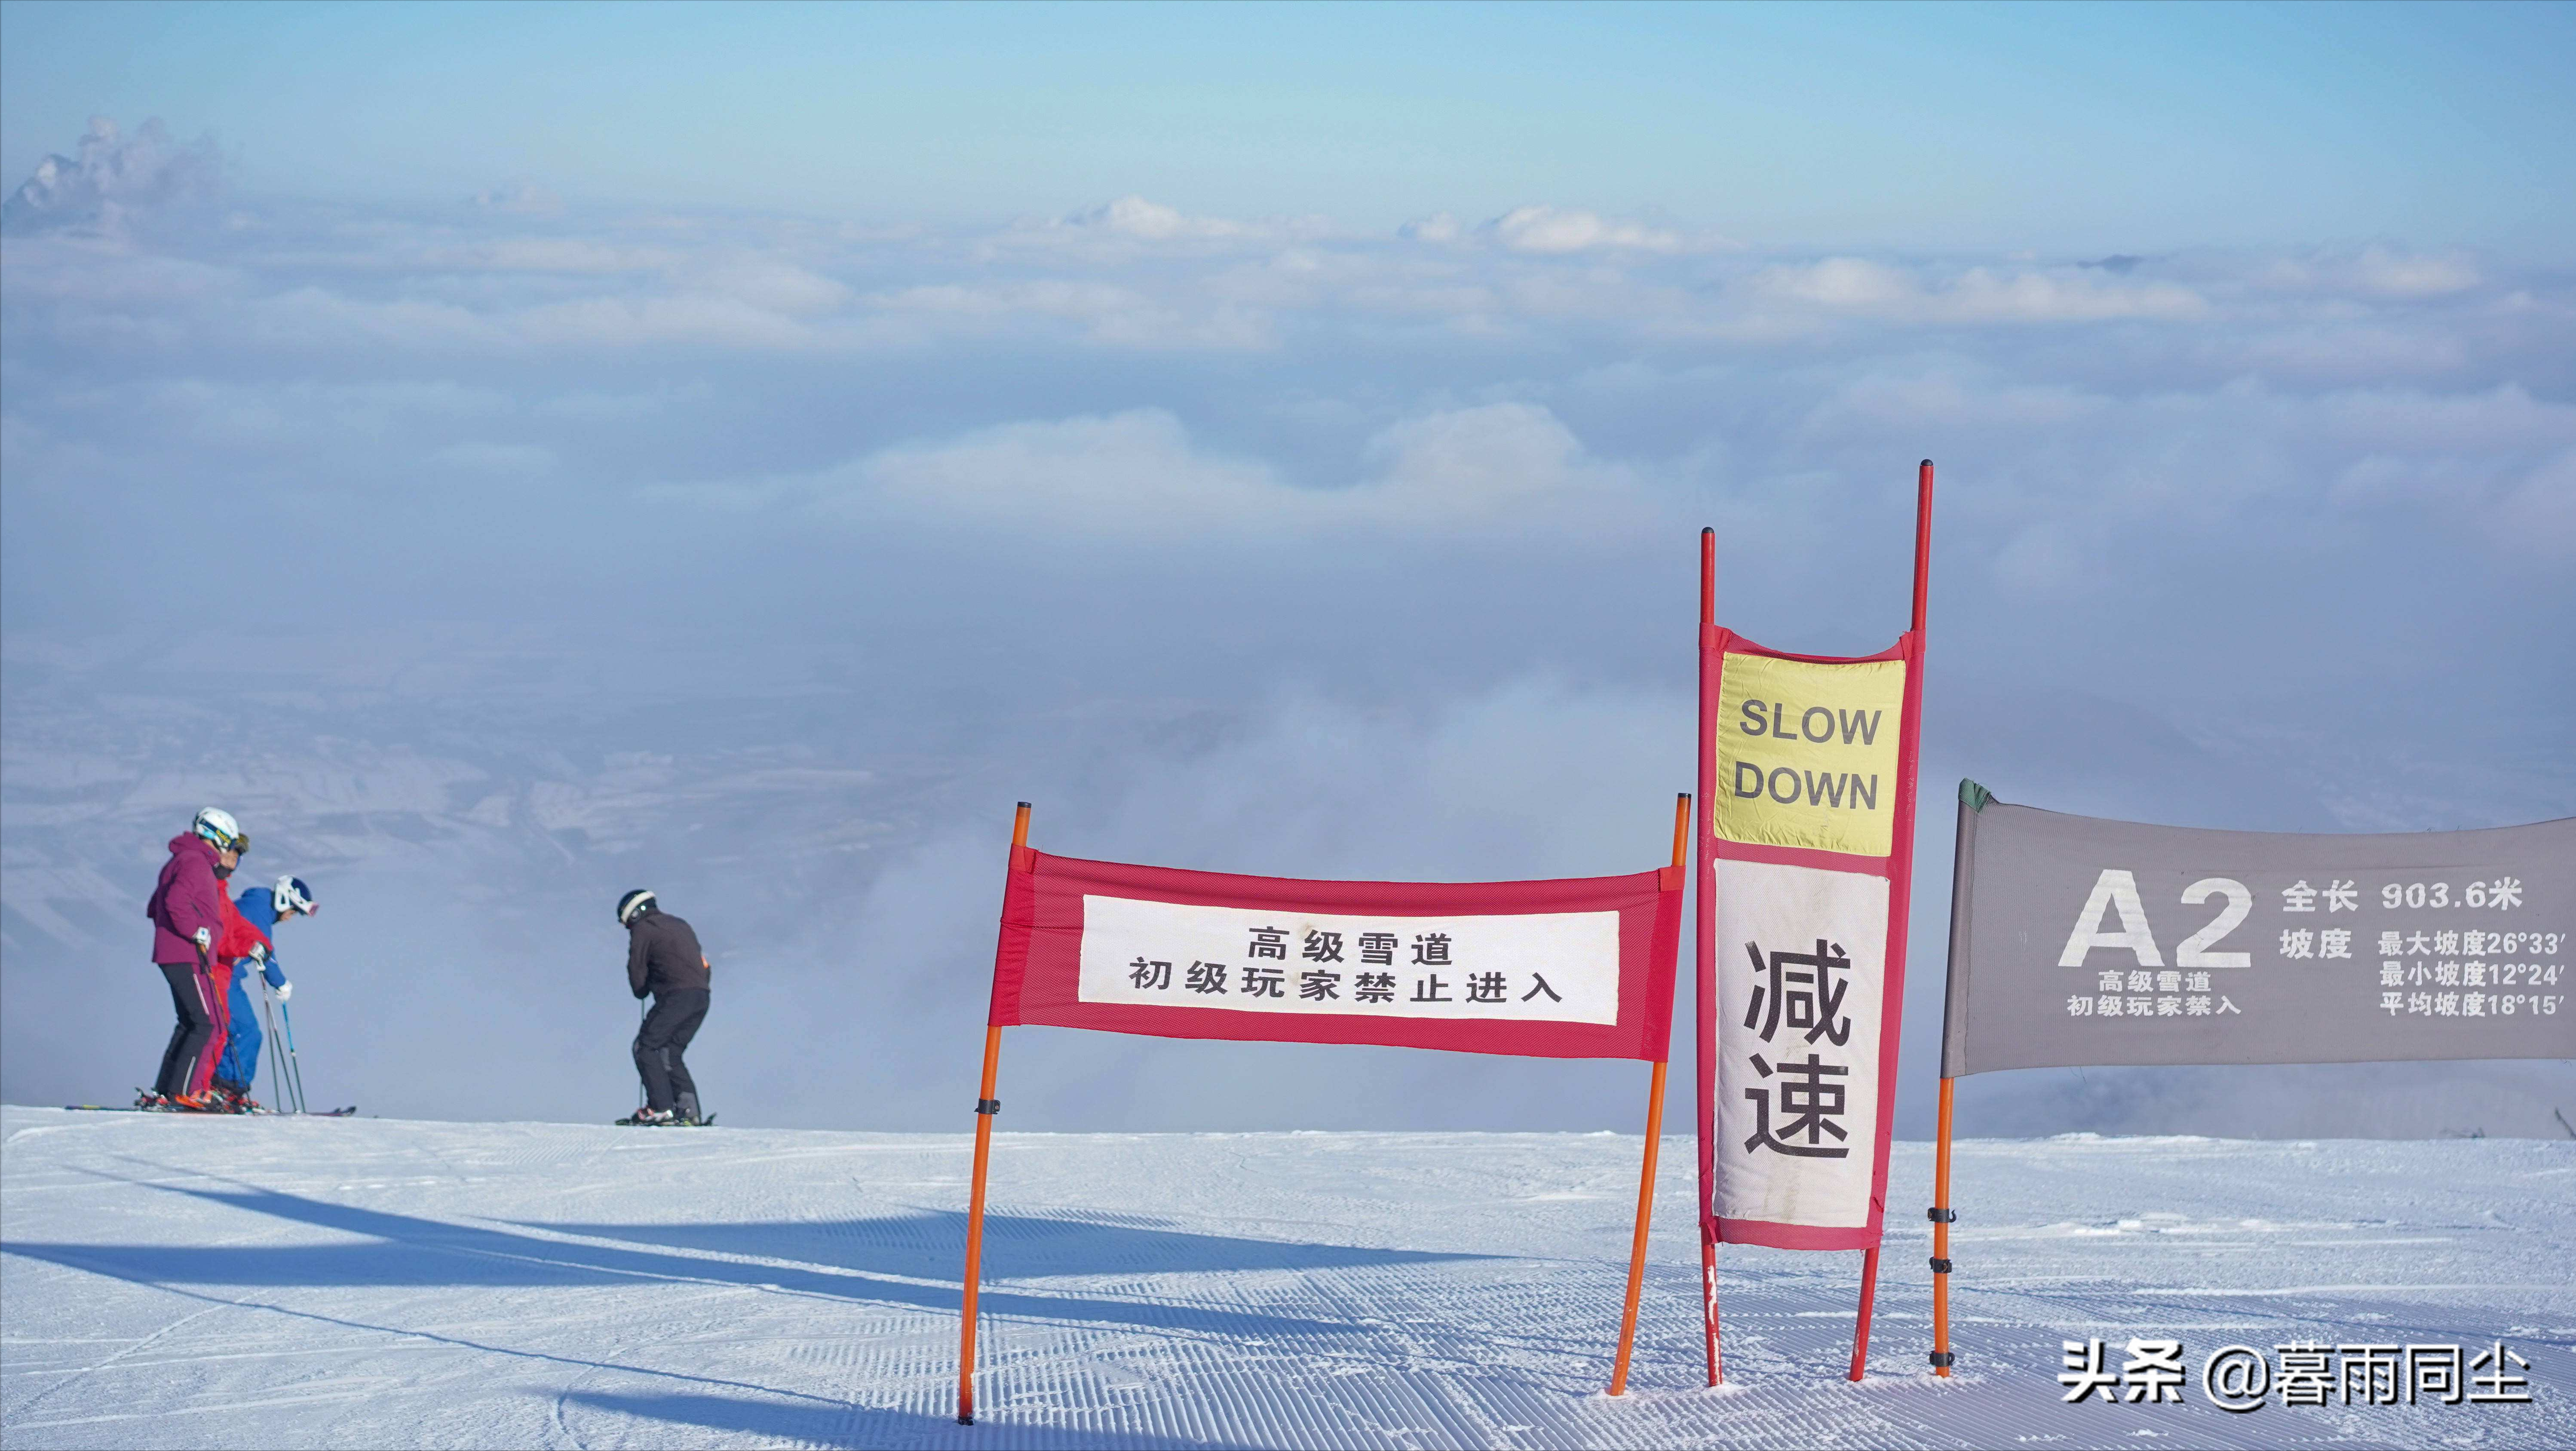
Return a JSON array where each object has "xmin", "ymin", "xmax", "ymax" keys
[
  {"xmin": 1299, "ymin": 969, "xmax": 1341, "ymax": 1001},
  {"xmin": 1742, "ymin": 939, "xmax": 1854, "ymax": 1047},
  {"xmin": 1466, "ymin": 971, "xmax": 1507, "ymax": 1003},
  {"xmin": 1185, "ymin": 960, "xmax": 1229, "ymax": 994},
  {"xmin": 1742, "ymin": 1052, "xmax": 1850, "ymax": 1159},
  {"xmin": 1357, "ymin": 932, "xmax": 1398, "ymax": 966},
  {"xmin": 1242, "ymin": 964, "xmax": 1286, "ymax": 998},
  {"xmin": 2282, "ymin": 880, "xmax": 2318, "ymax": 912},
  {"xmin": 1247, "ymin": 927, "xmax": 1288, "ymax": 961},
  {"xmin": 1129, "ymin": 958, "xmax": 1172, "ymax": 991},
  {"xmin": 1301, "ymin": 929, "xmax": 1343, "ymax": 963},
  {"xmin": 1354, "ymin": 971, "xmax": 1395, "ymax": 1003}
]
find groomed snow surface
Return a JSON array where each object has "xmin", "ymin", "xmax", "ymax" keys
[{"xmin": 3, "ymin": 1109, "xmax": 2568, "ymax": 1450}]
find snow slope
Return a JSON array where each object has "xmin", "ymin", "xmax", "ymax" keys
[{"xmin": 3, "ymin": 1108, "xmax": 2569, "ymax": 1449}]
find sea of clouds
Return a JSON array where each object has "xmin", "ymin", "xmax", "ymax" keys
[{"xmin": 3, "ymin": 118, "xmax": 2568, "ymax": 1134}]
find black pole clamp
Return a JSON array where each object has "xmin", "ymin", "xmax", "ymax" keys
[
  {"xmin": 1928, "ymin": 1256, "xmax": 1953, "ymax": 1274},
  {"xmin": 975, "ymin": 1098, "xmax": 1001, "ymax": 1116},
  {"xmin": 1929, "ymin": 1350, "xmax": 1956, "ymax": 1368},
  {"xmin": 1926, "ymin": 1206, "xmax": 1957, "ymax": 1223}
]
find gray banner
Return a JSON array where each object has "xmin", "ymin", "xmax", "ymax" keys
[{"xmin": 1939, "ymin": 785, "xmax": 2576, "ymax": 1076}]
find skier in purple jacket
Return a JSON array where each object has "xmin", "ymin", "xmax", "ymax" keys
[{"xmin": 143, "ymin": 807, "xmax": 246, "ymax": 1107}]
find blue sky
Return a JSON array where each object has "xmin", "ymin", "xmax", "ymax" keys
[
  {"xmin": 4, "ymin": 1, "xmax": 2571, "ymax": 251},
  {"xmin": 1, "ymin": 1, "xmax": 2569, "ymax": 1132}
]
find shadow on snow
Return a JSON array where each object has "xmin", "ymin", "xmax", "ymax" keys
[
  {"xmin": 557, "ymin": 1391, "xmax": 1211, "ymax": 1449},
  {"xmin": 4, "ymin": 1175, "xmax": 1487, "ymax": 1345}
]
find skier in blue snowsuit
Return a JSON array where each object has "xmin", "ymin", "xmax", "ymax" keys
[{"xmin": 212, "ymin": 876, "xmax": 315, "ymax": 1103}]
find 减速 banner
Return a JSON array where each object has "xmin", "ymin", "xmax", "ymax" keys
[
  {"xmin": 988, "ymin": 849, "xmax": 1684, "ymax": 1060},
  {"xmin": 1939, "ymin": 787, "xmax": 2575, "ymax": 1074},
  {"xmin": 1700, "ymin": 629, "xmax": 1925, "ymax": 1250}
]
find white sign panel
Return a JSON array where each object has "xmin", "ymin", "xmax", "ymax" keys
[
  {"xmin": 1077, "ymin": 895, "xmax": 1621, "ymax": 1025},
  {"xmin": 1714, "ymin": 858, "xmax": 1888, "ymax": 1230}
]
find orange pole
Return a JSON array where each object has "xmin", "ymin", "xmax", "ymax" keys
[
  {"xmin": 957, "ymin": 801, "xmax": 1030, "ymax": 1426},
  {"xmin": 1609, "ymin": 1060, "xmax": 1671, "ymax": 1396},
  {"xmin": 1609, "ymin": 792, "xmax": 1693, "ymax": 1396},
  {"xmin": 1930, "ymin": 1075, "xmax": 1956, "ymax": 1377}
]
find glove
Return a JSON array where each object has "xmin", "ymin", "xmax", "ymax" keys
[
  {"xmin": 193, "ymin": 926, "xmax": 212, "ymax": 949},
  {"xmin": 248, "ymin": 943, "xmax": 269, "ymax": 964},
  {"xmin": 274, "ymin": 979, "xmax": 292, "ymax": 1003}
]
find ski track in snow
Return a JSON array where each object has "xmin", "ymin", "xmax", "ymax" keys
[{"xmin": 3, "ymin": 1110, "xmax": 2569, "ymax": 1449}]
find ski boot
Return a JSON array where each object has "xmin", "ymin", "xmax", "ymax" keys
[{"xmin": 616, "ymin": 1107, "xmax": 677, "ymax": 1127}]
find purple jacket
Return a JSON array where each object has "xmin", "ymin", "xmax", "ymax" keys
[{"xmin": 147, "ymin": 832, "xmax": 227, "ymax": 965}]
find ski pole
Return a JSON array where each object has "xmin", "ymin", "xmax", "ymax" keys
[
  {"xmin": 279, "ymin": 1000, "xmax": 310, "ymax": 1114},
  {"xmin": 260, "ymin": 985, "xmax": 288, "ymax": 1112}
]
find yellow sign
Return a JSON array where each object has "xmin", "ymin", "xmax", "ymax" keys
[{"xmin": 1715, "ymin": 651, "xmax": 1907, "ymax": 857}]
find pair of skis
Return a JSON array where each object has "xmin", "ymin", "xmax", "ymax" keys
[{"xmin": 67, "ymin": 1101, "xmax": 356, "ymax": 1116}]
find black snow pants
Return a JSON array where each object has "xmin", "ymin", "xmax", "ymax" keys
[
  {"xmin": 634, "ymin": 988, "xmax": 709, "ymax": 1118},
  {"xmin": 154, "ymin": 960, "xmax": 217, "ymax": 1098}
]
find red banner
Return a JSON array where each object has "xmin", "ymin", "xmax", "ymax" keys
[
  {"xmin": 1695, "ymin": 629, "xmax": 1924, "ymax": 1253},
  {"xmin": 987, "ymin": 848, "xmax": 1684, "ymax": 1061}
]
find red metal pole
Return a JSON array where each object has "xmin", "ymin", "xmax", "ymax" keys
[
  {"xmin": 1852, "ymin": 460, "xmax": 1935, "ymax": 1383},
  {"xmin": 1693, "ymin": 527, "xmax": 1724, "ymax": 1387},
  {"xmin": 957, "ymin": 801, "xmax": 1031, "ymax": 1426},
  {"xmin": 1912, "ymin": 460, "xmax": 1934, "ymax": 635}
]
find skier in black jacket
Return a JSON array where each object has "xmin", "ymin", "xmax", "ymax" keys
[{"xmin": 616, "ymin": 890, "xmax": 711, "ymax": 1125}]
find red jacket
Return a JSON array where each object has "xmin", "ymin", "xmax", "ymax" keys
[
  {"xmin": 147, "ymin": 834, "xmax": 228, "ymax": 965},
  {"xmin": 214, "ymin": 888, "xmax": 270, "ymax": 965}
]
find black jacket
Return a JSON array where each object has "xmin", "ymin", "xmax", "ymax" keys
[{"xmin": 626, "ymin": 910, "xmax": 710, "ymax": 999}]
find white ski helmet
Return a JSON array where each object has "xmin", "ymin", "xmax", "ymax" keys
[
  {"xmin": 616, "ymin": 889, "xmax": 656, "ymax": 926},
  {"xmin": 193, "ymin": 807, "xmax": 243, "ymax": 852},
  {"xmin": 273, "ymin": 876, "xmax": 316, "ymax": 917}
]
